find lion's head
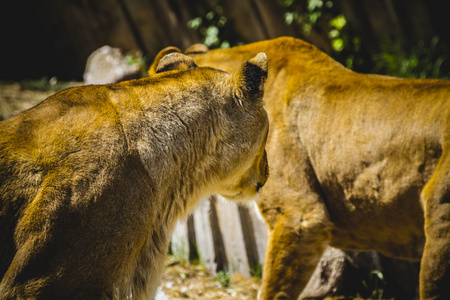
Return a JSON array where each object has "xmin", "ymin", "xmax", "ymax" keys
[{"xmin": 152, "ymin": 50, "xmax": 269, "ymax": 202}]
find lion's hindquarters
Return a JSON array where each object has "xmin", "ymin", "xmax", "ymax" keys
[{"xmin": 420, "ymin": 142, "xmax": 450, "ymax": 299}]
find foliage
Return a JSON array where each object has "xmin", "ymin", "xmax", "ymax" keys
[
  {"xmin": 186, "ymin": 0, "xmax": 449, "ymax": 79},
  {"xmin": 125, "ymin": 53, "xmax": 148, "ymax": 78},
  {"xmin": 214, "ymin": 270, "xmax": 231, "ymax": 287},
  {"xmin": 187, "ymin": 2, "xmax": 243, "ymax": 48},
  {"xmin": 249, "ymin": 263, "xmax": 263, "ymax": 280},
  {"xmin": 280, "ymin": 0, "xmax": 450, "ymax": 79},
  {"xmin": 282, "ymin": 0, "xmax": 333, "ymax": 37},
  {"xmin": 280, "ymin": 0, "xmax": 365, "ymax": 70},
  {"xmin": 168, "ymin": 240, "xmax": 189, "ymax": 265},
  {"xmin": 361, "ymin": 270, "xmax": 385, "ymax": 300},
  {"xmin": 373, "ymin": 37, "xmax": 450, "ymax": 79}
]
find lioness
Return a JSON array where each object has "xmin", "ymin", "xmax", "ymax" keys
[
  {"xmin": 150, "ymin": 37, "xmax": 450, "ymax": 299},
  {"xmin": 0, "ymin": 52, "xmax": 269, "ymax": 299}
]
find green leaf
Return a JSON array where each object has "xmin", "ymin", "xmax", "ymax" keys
[
  {"xmin": 187, "ymin": 17, "xmax": 202, "ymax": 30},
  {"xmin": 332, "ymin": 38, "xmax": 344, "ymax": 52},
  {"xmin": 330, "ymin": 15, "xmax": 346, "ymax": 30}
]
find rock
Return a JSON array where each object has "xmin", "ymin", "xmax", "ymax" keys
[
  {"xmin": 300, "ymin": 247, "xmax": 349, "ymax": 299},
  {"xmin": 83, "ymin": 45, "xmax": 141, "ymax": 85}
]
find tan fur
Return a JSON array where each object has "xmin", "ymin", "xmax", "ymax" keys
[
  {"xmin": 0, "ymin": 53, "xmax": 269, "ymax": 299},
  {"xmin": 151, "ymin": 37, "xmax": 450, "ymax": 299}
]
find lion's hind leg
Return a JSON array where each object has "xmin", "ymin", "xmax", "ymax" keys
[{"xmin": 420, "ymin": 143, "xmax": 450, "ymax": 299}]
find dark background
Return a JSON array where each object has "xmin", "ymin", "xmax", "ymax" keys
[{"xmin": 1, "ymin": 0, "xmax": 449, "ymax": 81}]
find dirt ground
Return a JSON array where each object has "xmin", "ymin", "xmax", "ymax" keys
[{"xmin": 160, "ymin": 257, "xmax": 260, "ymax": 300}]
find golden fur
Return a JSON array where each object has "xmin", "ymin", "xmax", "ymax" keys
[
  {"xmin": 0, "ymin": 53, "xmax": 269, "ymax": 299},
  {"xmin": 150, "ymin": 37, "xmax": 450, "ymax": 299}
]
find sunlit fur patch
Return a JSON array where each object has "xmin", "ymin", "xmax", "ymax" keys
[
  {"xmin": 217, "ymin": 191, "xmax": 260, "ymax": 205},
  {"xmin": 156, "ymin": 53, "xmax": 198, "ymax": 74}
]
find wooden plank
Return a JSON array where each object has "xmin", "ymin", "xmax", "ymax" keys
[
  {"xmin": 169, "ymin": 198, "xmax": 269, "ymax": 278},
  {"xmin": 215, "ymin": 196, "xmax": 251, "ymax": 277},
  {"xmin": 208, "ymin": 196, "xmax": 229, "ymax": 272},
  {"xmin": 247, "ymin": 201, "xmax": 268, "ymax": 266},
  {"xmin": 186, "ymin": 215, "xmax": 198, "ymax": 262},
  {"xmin": 238, "ymin": 204, "xmax": 260, "ymax": 273},
  {"xmin": 192, "ymin": 198, "xmax": 216, "ymax": 273},
  {"xmin": 170, "ymin": 219, "xmax": 189, "ymax": 262}
]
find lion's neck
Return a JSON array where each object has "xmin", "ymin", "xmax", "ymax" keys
[{"xmin": 121, "ymin": 95, "xmax": 223, "ymax": 222}]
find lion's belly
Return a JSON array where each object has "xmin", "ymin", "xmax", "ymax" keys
[
  {"xmin": 328, "ymin": 216, "xmax": 425, "ymax": 260},
  {"xmin": 323, "ymin": 163, "xmax": 427, "ymax": 260}
]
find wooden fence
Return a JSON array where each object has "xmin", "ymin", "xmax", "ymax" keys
[{"xmin": 170, "ymin": 195, "xmax": 267, "ymax": 278}]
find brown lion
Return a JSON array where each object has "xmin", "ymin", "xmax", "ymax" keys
[
  {"xmin": 0, "ymin": 52, "xmax": 269, "ymax": 299},
  {"xmin": 150, "ymin": 37, "xmax": 450, "ymax": 299}
]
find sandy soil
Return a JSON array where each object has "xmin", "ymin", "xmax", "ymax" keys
[{"xmin": 160, "ymin": 257, "xmax": 260, "ymax": 299}]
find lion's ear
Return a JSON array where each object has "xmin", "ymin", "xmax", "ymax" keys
[
  {"xmin": 233, "ymin": 52, "xmax": 268, "ymax": 106},
  {"xmin": 184, "ymin": 43, "xmax": 209, "ymax": 55},
  {"xmin": 155, "ymin": 52, "xmax": 198, "ymax": 74},
  {"xmin": 148, "ymin": 46, "xmax": 183, "ymax": 75}
]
